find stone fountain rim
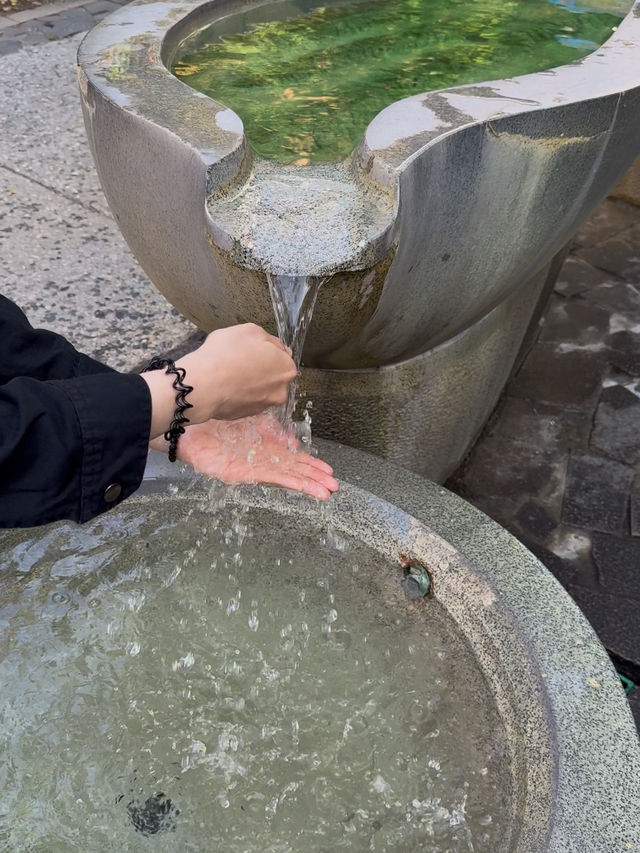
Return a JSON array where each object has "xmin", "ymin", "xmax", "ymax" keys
[
  {"xmin": 77, "ymin": 0, "xmax": 640, "ymax": 185},
  {"xmin": 141, "ymin": 439, "xmax": 640, "ymax": 852}
]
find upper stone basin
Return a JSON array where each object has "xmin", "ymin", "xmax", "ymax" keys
[{"xmin": 78, "ymin": 0, "xmax": 640, "ymax": 368}]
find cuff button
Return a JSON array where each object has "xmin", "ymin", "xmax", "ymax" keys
[{"xmin": 104, "ymin": 483, "xmax": 122, "ymax": 503}]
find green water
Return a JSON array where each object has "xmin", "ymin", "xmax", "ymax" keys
[{"xmin": 172, "ymin": 0, "xmax": 624, "ymax": 163}]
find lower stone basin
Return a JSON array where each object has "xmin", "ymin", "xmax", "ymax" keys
[{"xmin": 0, "ymin": 441, "xmax": 638, "ymax": 850}]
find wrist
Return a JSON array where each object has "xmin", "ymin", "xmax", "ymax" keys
[
  {"xmin": 175, "ymin": 353, "xmax": 222, "ymax": 423},
  {"xmin": 140, "ymin": 369, "xmax": 176, "ymax": 440}
]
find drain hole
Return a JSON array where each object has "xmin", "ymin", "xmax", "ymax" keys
[
  {"xmin": 399, "ymin": 556, "xmax": 433, "ymax": 600},
  {"xmin": 127, "ymin": 793, "xmax": 180, "ymax": 836}
]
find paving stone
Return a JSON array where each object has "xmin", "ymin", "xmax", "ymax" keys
[
  {"xmin": 573, "ymin": 198, "xmax": 640, "ymax": 248},
  {"xmin": 514, "ymin": 537, "xmax": 577, "ymax": 589},
  {"xmin": 16, "ymin": 30, "xmax": 48, "ymax": 45},
  {"xmin": 511, "ymin": 500, "xmax": 559, "ymax": 543},
  {"xmin": 590, "ymin": 384, "xmax": 640, "ymax": 464},
  {"xmin": 632, "ymin": 480, "xmax": 640, "ymax": 538},
  {"xmin": 555, "ymin": 256, "xmax": 617, "ymax": 297},
  {"xmin": 486, "ymin": 396, "xmax": 592, "ymax": 453},
  {"xmin": 0, "ymin": 167, "xmax": 195, "ymax": 371},
  {"xmin": 83, "ymin": 0, "xmax": 119, "ymax": 12},
  {"xmin": 592, "ymin": 533, "xmax": 640, "ymax": 602},
  {"xmin": 577, "ymin": 223, "xmax": 640, "ymax": 281},
  {"xmin": 0, "ymin": 39, "xmax": 21, "ymax": 56},
  {"xmin": 509, "ymin": 344, "xmax": 606, "ymax": 409},
  {"xmin": 608, "ymin": 649, "xmax": 640, "ymax": 685},
  {"xmin": 539, "ymin": 293, "xmax": 610, "ymax": 349},
  {"xmin": 39, "ymin": 6, "xmax": 94, "ymax": 38},
  {"xmin": 568, "ymin": 585, "xmax": 640, "ymax": 663},
  {"xmin": 459, "ymin": 436, "xmax": 566, "ymax": 510},
  {"xmin": 582, "ymin": 281, "xmax": 640, "ymax": 323},
  {"xmin": 562, "ymin": 452, "xmax": 633, "ymax": 534},
  {"xmin": 0, "ymin": 35, "xmax": 111, "ymax": 213},
  {"xmin": 543, "ymin": 525, "xmax": 602, "ymax": 590},
  {"xmin": 605, "ymin": 330, "xmax": 640, "ymax": 377}
]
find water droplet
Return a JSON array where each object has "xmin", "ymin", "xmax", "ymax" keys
[{"xmin": 51, "ymin": 590, "xmax": 70, "ymax": 604}]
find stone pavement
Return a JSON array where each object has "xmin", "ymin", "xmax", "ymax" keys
[
  {"xmin": 446, "ymin": 197, "xmax": 640, "ymax": 731},
  {"xmin": 0, "ymin": 34, "xmax": 198, "ymax": 372},
  {"xmin": 0, "ymin": 0, "xmax": 128, "ymax": 55},
  {"xmin": 1, "ymin": 5, "xmax": 639, "ymax": 733}
]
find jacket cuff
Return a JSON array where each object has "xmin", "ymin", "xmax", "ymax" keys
[{"xmin": 54, "ymin": 372, "xmax": 152, "ymax": 523}]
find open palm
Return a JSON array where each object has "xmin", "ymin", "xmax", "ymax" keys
[{"xmin": 151, "ymin": 413, "xmax": 338, "ymax": 500}]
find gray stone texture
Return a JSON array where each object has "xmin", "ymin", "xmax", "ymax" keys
[
  {"xmin": 592, "ymin": 533, "xmax": 640, "ymax": 600},
  {"xmin": 448, "ymin": 196, "xmax": 640, "ymax": 733},
  {"xmin": 554, "ymin": 256, "xmax": 617, "ymax": 297},
  {"xmin": 632, "ymin": 478, "xmax": 640, "ymax": 538},
  {"xmin": 577, "ymin": 224, "xmax": 640, "ymax": 280},
  {"xmin": 630, "ymin": 687, "xmax": 640, "ymax": 731},
  {"xmin": 606, "ymin": 329, "xmax": 640, "ymax": 375},
  {"xmin": 0, "ymin": 0, "xmax": 129, "ymax": 54},
  {"xmin": 0, "ymin": 36, "xmax": 196, "ymax": 371},
  {"xmin": 563, "ymin": 453, "xmax": 633, "ymax": 534},
  {"xmin": 568, "ymin": 585, "xmax": 640, "ymax": 663},
  {"xmin": 38, "ymin": 6, "xmax": 94, "ymax": 38},
  {"xmin": 572, "ymin": 198, "xmax": 640, "ymax": 248},
  {"xmin": 508, "ymin": 345, "xmax": 606, "ymax": 408},
  {"xmin": 539, "ymin": 293, "xmax": 611, "ymax": 348},
  {"xmin": 590, "ymin": 384, "xmax": 640, "ymax": 464}
]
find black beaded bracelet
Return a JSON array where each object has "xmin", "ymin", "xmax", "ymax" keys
[{"xmin": 144, "ymin": 357, "xmax": 194, "ymax": 462}]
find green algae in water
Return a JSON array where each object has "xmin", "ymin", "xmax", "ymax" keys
[
  {"xmin": 0, "ymin": 498, "xmax": 512, "ymax": 851},
  {"xmin": 172, "ymin": 0, "xmax": 624, "ymax": 163}
]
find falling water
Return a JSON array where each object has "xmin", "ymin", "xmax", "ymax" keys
[{"xmin": 267, "ymin": 273, "xmax": 325, "ymax": 429}]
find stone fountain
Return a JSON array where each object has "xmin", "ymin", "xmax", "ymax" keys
[
  {"xmin": 4, "ymin": 4, "xmax": 640, "ymax": 847},
  {"xmin": 77, "ymin": 0, "xmax": 640, "ymax": 480}
]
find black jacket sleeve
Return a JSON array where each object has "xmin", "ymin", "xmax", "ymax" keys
[
  {"xmin": 0, "ymin": 294, "xmax": 116, "ymax": 382},
  {"xmin": 0, "ymin": 296, "xmax": 152, "ymax": 528}
]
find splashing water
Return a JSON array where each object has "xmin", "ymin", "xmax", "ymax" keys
[{"xmin": 0, "ymin": 498, "xmax": 514, "ymax": 851}]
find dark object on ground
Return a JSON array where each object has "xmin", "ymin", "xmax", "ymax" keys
[{"xmin": 127, "ymin": 793, "xmax": 180, "ymax": 836}]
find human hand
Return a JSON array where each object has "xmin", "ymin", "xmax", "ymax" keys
[
  {"xmin": 149, "ymin": 413, "xmax": 339, "ymax": 500},
  {"xmin": 142, "ymin": 324, "xmax": 297, "ymax": 440},
  {"xmin": 180, "ymin": 324, "xmax": 296, "ymax": 422}
]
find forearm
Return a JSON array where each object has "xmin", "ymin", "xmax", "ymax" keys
[{"xmin": 0, "ymin": 372, "xmax": 151, "ymax": 528}]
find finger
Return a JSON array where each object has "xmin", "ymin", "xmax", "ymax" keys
[
  {"xmin": 253, "ymin": 465, "xmax": 333, "ymax": 499},
  {"xmin": 264, "ymin": 333, "xmax": 290, "ymax": 352},
  {"xmin": 278, "ymin": 473, "xmax": 332, "ymax": 500},
  {"xmin": 286, "ymin": 451, "xmax": 334, "ymax": 476},
  {"xmin": 297, "ymin": 454, "xmax": 334, "ymax": 475},
  {"xmin": 292, "ymin": 465, "xmax": 339, "ymax": 492},
  {"xmin": 267, "ymin": 456, "xmax": 339, "ymax": 491}
]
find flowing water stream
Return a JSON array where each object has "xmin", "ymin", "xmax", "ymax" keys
[{"xmin": 267, "ymin": 273, "xmax": 325, "ymax": 429}]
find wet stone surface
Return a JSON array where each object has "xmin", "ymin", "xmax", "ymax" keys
[{"xmin": 448, "ymin": 197, "xmax": 640, "ymax": 733}]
